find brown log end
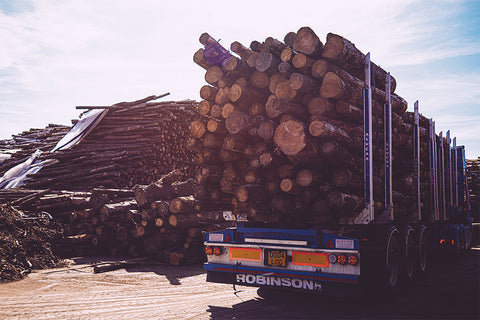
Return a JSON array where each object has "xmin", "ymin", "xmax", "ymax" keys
[
  {"xmin": 273, "ymin": 119, "xmax": 306, "ymax": 156},
  {"xmin": 319, "ymin": 72, "xmax": 344, "ymax": 99}
]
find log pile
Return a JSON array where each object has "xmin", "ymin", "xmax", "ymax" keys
[
  {"xmin": 191, "ymin": 28, "xmax": 438, "ymax": 226},
  {"xmin": 2, "ymin": 97, "xmax": 200, "ymax": 191},
  {"xmin": 0, "ymin": 169, "xmax": 234, "ymax": 266},
  {"xmin": 0, "ymin": 124, "xmax": 71, "ymax": 178}
]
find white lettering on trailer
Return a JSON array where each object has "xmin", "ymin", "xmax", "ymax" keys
[
  {"xmin": 236, "ymin": 274, "xmax": 322, "ymax": 292},
  {"xmin": 336, "ymin": 239, "xmax": 354, "ymax": 249}
]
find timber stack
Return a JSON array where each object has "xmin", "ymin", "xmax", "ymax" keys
[
  {"xmin": 192, "ymin": 27, "xmax": 435, "ymax": 226},
  {"xmin": 0, "ymin": 97, "xmax": 199, "ymax": 190},
  {"xmin": 0, "ymin": 174, "xmax": 234, "ymax": 266}
]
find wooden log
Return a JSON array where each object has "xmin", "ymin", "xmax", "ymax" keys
[
  {"xmin": 205, "ymin": 66, "xmax": 223, "ymax": 85},
  {"xmin": 292, "ymin": 27, "xmax": 324, "ymax": 58},
  {"xmin": 278, "ymin": 61, "xmax": 294, "ymax": 76},
  {"xmin": 283, "ymin": 31, "xmax": 296, "ymax": 48},
  {"xmin": 327, "ymin": 191, "xmax": 364, "ymax": 211},
  {"xmin": 273, "ymin": 119, "xmax": 307, "ymax": 156},
  {"xmin": 249, "ymin": 103, "xmax": 265, "ymax": 117},
  {"xmin": 289, "ymin": 73, "xmax": 317, "ymax": 92},
  {"xmin": 200, "ymin": 86, "xmax": 218, "ymax": 101},
  {"xmin": 322, "ymin": 32, "xmax": 396, "ymax": 93},
  {"xmin": 275, "ymin": 81, "xmax": 297, "ymax": 101},
  {"xmin": 223, "ymin": 134, "xmax": 248, "ymax": 151},
  {"xmin": 229, "ymin": 84, "xmax": 267, "ymax": 107},
  {"xmin": 222, "ymin": 56, "xmax": 252, "ymax": 76},
  {"xmin": 225, "ymin": 110, "xmax": 250, "ymax": 134},
  {"xmin": 280, "ymin": 178, "xmax": 300, "ymax": 194},
  {"xmin": 169, "ymin": 196, "xmax": 201, "ymax": 214},
  {"xmin": 307, "ymin": 97, "xmax": 336, "ymax": 117},
  {"xmin": 335, "ymin": 100, "xmax": 363, "ymax": 122},
  {"xmin": 249, "ymin": 71, "xmax": 270, "ymax": 89},
  {"xmin": 197, "ymin": 100, "xmax": 211, "ymax": 116},
  {"xmin": 206, "ymin": 119, "xmax": 226, "ymax": 135},
  {"xmin": 255, "ymin": 52, "xmax": 280, "ymax": 74},
  {"xmin": 296, "ymin": 169, "xmax": 320, "ymax": 187},
  {"xmin": 319, "ymin": 71, "xmax": 407, "ymax": 114},
  {"xmin": 280, "ymin": 48, "xmax": 294, "ymax": 62},
  {"xmin": 230, "ymin": 41, "xmax": 255, "ymax": 61},
  {"xmin": 193, "ymin": 48, "xmax": 210, "ymax": 70},
  {"xmin": 308, "ymin": 117, "xmax": 350, "ymax": 141},
  {"xmin": 190, "ymin": 120, "xmax": 206, "ymax": 139},
  {"xmin": 263, "ymin": 37, "xmax": 289, "ymax": 55},
  {"xmin": 215, "ymin": 87, "xmax": 230, "ymax": 106},
  {"xmin": 234, "ymin": 184, "xmax": 266, "ymax": 203},
  {"xmin": 292, "ymin": 53, "xmax": 314, "ymax": 71},
  {"xmin": 269, "ymin": 73, "xmax": 288, "ymax": 95},
  {"xmin": 265, "ymin": 95, "xmax": 306, "ymax": 119},
  {"xmin": 221, "ymin": 103, "xmax": 236, "ymax": 119},
  {"xmin": 168, "ymin": 211, "xmax": 225, "ymax": 229}
]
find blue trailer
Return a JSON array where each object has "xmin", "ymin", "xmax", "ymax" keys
[{"xmin": 203, "ymin": 54, "xmax": 472, "ymax": 296}]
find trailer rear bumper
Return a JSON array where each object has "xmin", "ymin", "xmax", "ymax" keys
[{"xmin": 205, "ymin": 262, "xmax": 361, "ymax": 297}]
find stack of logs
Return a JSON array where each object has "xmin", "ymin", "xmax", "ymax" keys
[
  {"xmin": 12, "ymin": 97, "xmax": 200, "ymax": 190},
  {"xmin": 0, "ymin": 124, "xmax": 71, "ymax": 179},
  {"xmin": 192, "ymin": 27, "xmax": 436, "ymax": 226},
  {"xmin": 0, "ymin": 168, "xmax": 235, "ymax": 265}
]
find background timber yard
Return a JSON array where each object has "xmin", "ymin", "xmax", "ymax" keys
[{"xmin": 1, "ymin": 1, "xmax": 480, "ymax": 320}]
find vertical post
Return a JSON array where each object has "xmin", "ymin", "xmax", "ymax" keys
[
  {"xmin": 439, "ymin": 132, "xmax": 446, "ymax": 220},
  {"xmin": 384, "ymin": 73, "xmax": 393, "ymax": 221},
  {"xmin": 414, "ymin": 101, "xmax": 421, "ymax": 222},
  {"xmin": 429, "ymin": 119, "xmax": 438, "ymax": 221},
  {"xmin": 354, "ymin": 53, "xmax": 374, "ymax": 224},
  {"xmin": 453, "ymin": 137, "xmax": 458, "ymax": 215},
  {"xmin": 446, "ymin": 130, "xmax": 452, "ymax": 217},
  {"xmin": 433, "ymin": 122, "xmax": 439, "ymax": 221}
]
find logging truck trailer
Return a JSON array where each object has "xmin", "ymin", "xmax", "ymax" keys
[{"xmin": 203, "ymin": 54, "xmax": 472, "ymax": 297}]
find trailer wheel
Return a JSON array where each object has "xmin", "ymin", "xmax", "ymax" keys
[
  {"xmin": 417, "ymin": 225, "xmax": 428, "ymax": 276},
  {"xmin": 384, "ymin": 228, "xmax": 401, "ymax": 292},
  {"xmin": 401, "ymin": 226, "xmax": 417, "ymax": 284}
]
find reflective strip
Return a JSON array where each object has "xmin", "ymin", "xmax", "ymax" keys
[
  {"xmin": 291, "ymin": 251, "xmax": 329, "ymax": 268},
  {"xmin": 244, "ymin": 238, "xmax": 308, "ymax": 246},
  {"xmin": 230, "ymin": 247, "xmax": 262, "ymax": 262}
]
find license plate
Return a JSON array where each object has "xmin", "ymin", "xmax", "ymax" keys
[{"xmin": 264, "ymin": 249, "xmax": 287, "ymax": 267}]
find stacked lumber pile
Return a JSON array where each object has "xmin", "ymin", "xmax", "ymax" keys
[
  {"xmin": 13, "ymin": 97, "xmax": 199, "ymax": 190},
  {"xmin": 0, "ymin": 124, "xmax": 70, "ymax": 177},
  {"xmin": 191, "ymin": 27, "xmax": 437, "ymax": 225}
]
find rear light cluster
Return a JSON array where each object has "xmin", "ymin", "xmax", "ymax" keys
[
  {"xmin": 205, "ymin": 246, "xmax": 222, "ymax": 256},
  {"xmin": 329, "ymin": 253, "xmax": 358, "ymax": 265}
]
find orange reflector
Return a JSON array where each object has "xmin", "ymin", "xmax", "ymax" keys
[
  {"xmin": 230, "ymin": 247, "xmax": 262, "ymax": 262},
  {"xmin": 205, "ymin": 246, "xmax": 213, "ymax": 255},
  {"xmin": 291, "ymin": 251, "xmax": 329, "ymax": 268}
]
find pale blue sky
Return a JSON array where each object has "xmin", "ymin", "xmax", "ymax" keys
[{"xmin": 0, "ymin": 0, "xmax": 479, "ymax": 158}]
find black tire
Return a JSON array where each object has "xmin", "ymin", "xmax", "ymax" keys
[
  {"xmin": 384, "ymin": 228, "xmax": 401, "ymax": 293},
  {"xmin": 416, "ymin": 225, "xmax": 429, "ymax": 277},
  {"xmin": 401, "ymin": 226, "xmax": 417, "ymax": 285}
]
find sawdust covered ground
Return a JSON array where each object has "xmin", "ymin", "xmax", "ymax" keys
[{"xmin": 0, "ymin": 250, "xmax": 478, "ymax": 320}]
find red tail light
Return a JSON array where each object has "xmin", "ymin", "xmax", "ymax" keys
[
  {"xmin": 213, "ymin": 247, "xmax": 222, "ymax": 256},
  {"xmin": 205, "ymin": 246, "xmax": 213, "ymax": 255},
  {"xmin": 337, "ymin": 254, "xmax": 347, "ymax": 265},
  {"xmin": 348, "ymin": 255, "xmax": 359, "ymax": 265}
]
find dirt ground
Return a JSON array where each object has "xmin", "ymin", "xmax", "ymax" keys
[{"xmin": 0, "ymin": 249, "xmax": 478, "ymax": 320}]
